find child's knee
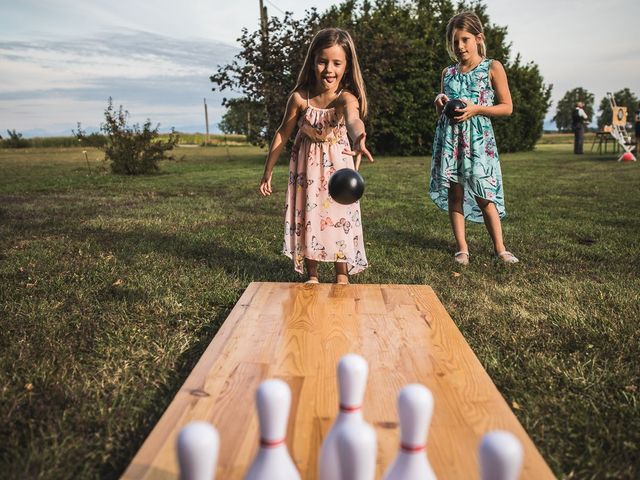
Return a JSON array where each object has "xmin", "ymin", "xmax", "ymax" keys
[
  {"xmin": 475, "ymin": 196, "xmax": 494, "ymax": 211},
  {"xmin": 475, "ymin": 197, "xmax": 486, "ymax": 207}
]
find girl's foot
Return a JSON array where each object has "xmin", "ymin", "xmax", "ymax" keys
[
  {"xmin": 454, "ymin": 251, "xmax": 470, "ymax": 265},
  {"xmin": 496, "ymin": 251, "xmax": 519, "ymax": 264},
  {"xmin": 336, "ymin": 273, "xmax": 349, "ymax": 285},
  {"xmin": 305, "ymin": 276, "xmax": 320, "ymax": 284}
]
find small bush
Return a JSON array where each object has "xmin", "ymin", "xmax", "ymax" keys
[
  {"xmin": 100, "ymin": 98, "xmax": 179, "ymax": 175},
  {"xmin": 2, "ymin": 129, "xmax": 30, "ymax": 148}
]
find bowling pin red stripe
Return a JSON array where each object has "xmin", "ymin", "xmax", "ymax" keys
[
  {"xmin": 339, "ymin": 403, "xmax": 362, "ymax": 413},
  {"xmin": 400, "ymin": 443, "xmax": 426, "ymax": 453},
  {"xmin": 260, "ymin": 437, "xmax": 285, "ymax": 448}
]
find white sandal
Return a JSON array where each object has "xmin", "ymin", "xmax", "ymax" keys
[
  {"xmin": 305, "ymin": 277, "xmax": 320, "ymax": 284},
  {"xmin": 454, "ymin": 251, "xmax": 470, "ymax": 265},
  {"xmin": 496, "ymin": 251, "xmax": 519, "ymax": 264}
]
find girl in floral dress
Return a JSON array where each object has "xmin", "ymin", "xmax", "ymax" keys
[
  {"xmin": 430, "ymin": 11, "xmax": 519, "ymax": 265},
  {"xmin": 259, "ymin": 28, "xmax": 374, "ymax": 284}
]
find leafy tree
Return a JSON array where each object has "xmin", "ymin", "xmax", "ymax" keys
[
  {"xmin": 219, "ymin": 97, "xmax": 266, "ymax": 144},
  {"xmin": 100, "ymin": 98, "xmax": 179, "ymax": 175},
  {"xmin": 2, "ymin": 129, "xmax": 30, "ymax": 148},
  {"xmin": 553, "ymin": 88, "xmax": 594, "ymax": 132},
  {"xmin": 596, "ymin": 88, "xmax": 639, "ymax": 130},
  {"xmin": 212, "ymin": 0, "xmax": 551, "ymax": 154},
  {"xmin": 211, "ymin": 9, "xmax": 321, "ymax": 147}
]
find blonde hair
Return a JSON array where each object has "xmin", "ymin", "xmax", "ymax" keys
[
  {"xmin": 445, "ymin": 11, "xmax": 486, "ymax": 61},
  {"xmin": 293, "ymin": 28, "xmax": 368, "ymax": 118}
]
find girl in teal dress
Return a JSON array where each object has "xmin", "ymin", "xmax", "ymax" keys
[{"xmin": 430, "ymin": 11, "xmax": 519, "ymax": 265}]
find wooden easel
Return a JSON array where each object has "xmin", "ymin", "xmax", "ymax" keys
[{"xmin": 607, "ymin": 93, "xmax": 636, "ymax": 161}]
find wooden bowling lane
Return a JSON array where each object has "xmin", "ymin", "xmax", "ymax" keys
[{"xmin": 122, "ymin": 282, "xmax": 555, "ymax": 479}]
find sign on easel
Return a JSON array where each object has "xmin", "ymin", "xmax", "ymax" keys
[{"xmin": 612, "ymin": 106, "xmax": 627, "ymax": 126}]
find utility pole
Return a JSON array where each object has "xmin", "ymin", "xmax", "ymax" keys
[
  {"xmin": 259, "ymin": 0, "xmax": 268, "ymax": 40},
  {"xmin": 203, "ymin": 98, "xmax": 210, "ymax": 145},
  {"xmin": 259, "ymin": 0, "xmax": 269, "ymax": 144}
]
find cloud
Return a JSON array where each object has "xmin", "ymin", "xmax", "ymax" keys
[{"xmin": 0, "ymin": 30, "xmax": 239, "ymax": 136}]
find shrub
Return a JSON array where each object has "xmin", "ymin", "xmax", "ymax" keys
[
  {"xmin": 2, "ymin": 129, "xmax": 30, "ymax": 148},
  {"xmin": 100, "ymin": 98, "xmax": 179, "ymax": 175}
]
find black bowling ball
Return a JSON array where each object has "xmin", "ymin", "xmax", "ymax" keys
[
  {"xmin": 443, "ymin": 99, "xmax": 467, "ymax": 120},
  {"xmin": 328, "ymin": 168, "xmax": 365, "ymax": 205}
]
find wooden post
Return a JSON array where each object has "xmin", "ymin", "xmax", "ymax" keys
[
  {"xmin": 259, "ymin": 0, "xmax": 269, "ymax": 143},
  {"xmin": 204, "ymin": 98, "xmax": 210, "ymax": 145},
  {"xmin": 247, "ymin": 110, "xmax": 251, "ymax": 142},
  {"xmin": 259, "ymin": 0, "xmax": 268, "ymax": 40}
]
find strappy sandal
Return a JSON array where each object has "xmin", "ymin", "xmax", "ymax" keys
[
  {"xmin": 453, "ymin": 251, "xmax": 470, "ymax": 265},
  {"xmin": 335, "ymin": 273, "xmax": 349, "ymax": 285},
  {"xmin": 496, "ymin": 251, "xmax": 519, "ymax": 264},
  {"xmin": 305, "ymin": 276, "xmax": 320, "ymax": 284}
]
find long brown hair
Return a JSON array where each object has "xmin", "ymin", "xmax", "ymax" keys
[
  {"xmin": 293, "ymin": 28, "xmax": 368, "ymax": 117},
  {"xmin": 445, "ymin": 11, "xmax": 486, "ymax": 61}
]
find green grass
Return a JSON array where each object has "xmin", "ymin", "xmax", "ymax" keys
[
  {"xmin": 1, "ymin": 141, "xmax": 638, "ymax": 479},
  {"xmin": 1, "ymin": 133, "xmax": 248, "ymax": 149},
  {"xmin": 538, "ymin": 132, "xmax": 597, "ymax": 144},
  {"xmin": 167, "ymin": 132, "xmax": 248, "ymax": 145}
]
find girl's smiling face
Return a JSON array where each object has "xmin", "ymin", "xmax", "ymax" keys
[
  {"xmin": 314, "ymin": 43, "xmax": 347, "ymax": 91},
  {"xmin": 452, "ymin": 28, "xmax": 483, "ymax": 62}
]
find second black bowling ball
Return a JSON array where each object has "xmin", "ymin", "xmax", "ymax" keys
[
  {"xmin": 328, "ymin": 168, "xmax": 365, "ymax": 205},
  {"xmin": 443, "ymin": 99, "xmax": 467, "ymax": 120}
]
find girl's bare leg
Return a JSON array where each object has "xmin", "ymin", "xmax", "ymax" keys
[
  {"xmin": 448, "ymin": 182, "xmax": 468, "ymax": 260},
  {"xmin": 475, "ymin": 197, "xmax": 505, "ymax": 254},
  {"xmin": 335, "ymin": 261, "xmax": 349, "ymax": 284},
  {"xmin": 305, "ymin": 258, "xmax": 319, "ymax": 283}
]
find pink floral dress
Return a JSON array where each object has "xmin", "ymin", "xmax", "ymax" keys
[{"xmin": 282, "ymin": 97, "xmax": 368, "ymax": 275}]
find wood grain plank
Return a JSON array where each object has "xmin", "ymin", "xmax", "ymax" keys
[{"xmin": 122, "ymin": 282, "xmax": 554, "ymax": 480}]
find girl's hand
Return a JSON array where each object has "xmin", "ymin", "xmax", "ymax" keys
[
  {"xmin": 259, "ymin": 172, "xmax": 273, "ymax": 196},
  {"xmin": 453, "ymin": 99, "xmax": 481, "ymax": 122},
  {"xmin": 342, "ymin": 133, "xmax": 374, "ymax": 171},
  {"xmin": 434, "ymin": 93, "xmax": 449, "ymax": 111}
]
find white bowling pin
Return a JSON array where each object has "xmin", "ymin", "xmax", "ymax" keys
[
  {"xmin": 382, "ymin": 384, "xmax": 436, "ymax": 480},
  {"xmin": 245, "ymin": 379, "xmax": 300, "ymax": 480},
  {"xmin": 176, "ymin": 421, "xmax": 220, "ymax": 480},
  {"xmin": 336, "ymin": 419, "xmax": 377, "ymax": 480},
  {"xmin": 319, "ymin": 353, "xmax": 369, "ymax": 480},
  {"xmin": 479, "ymin": 430, "xmax": 523, "ymax": 480}
]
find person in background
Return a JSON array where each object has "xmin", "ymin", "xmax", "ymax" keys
[
  {"xmin": 572, "ymin": 101, "xmax": 588, "ymax": 154},
  {"xmin": 635, "ymin": 101, "xmax": 640, "ymax": 157}
]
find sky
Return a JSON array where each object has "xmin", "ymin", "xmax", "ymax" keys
[{"xmin": 1, "ymin": 0, "xmax": 639, "ymax": 137}]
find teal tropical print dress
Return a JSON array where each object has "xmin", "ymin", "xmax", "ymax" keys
[{"xmin": 429, "ymin": 58, "xmax": 505, "ymax": 223}]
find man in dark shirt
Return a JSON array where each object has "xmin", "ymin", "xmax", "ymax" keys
[
  {"xmin": 572, "ymin": 101, "xmax": 588, "ymax": 154},
  {"xmin": 635, "ymin": 102, "xmax": 640, "ymax": 156}
]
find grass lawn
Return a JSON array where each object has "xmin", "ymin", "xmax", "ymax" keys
[{"xmin": 0, "ymin": 142, "xmax": 638, "ymax": 479}]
